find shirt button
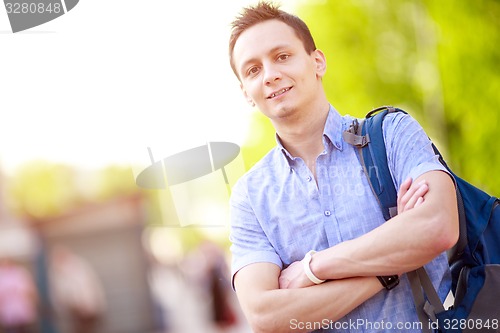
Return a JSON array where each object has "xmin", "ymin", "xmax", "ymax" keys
[
  {"xmin": 324, "ymin": 210, "xmax": 331, "ymax": 216},
  {"xmin": 306, "ymin": 175, "xmax": 312, "ymax": 182}
]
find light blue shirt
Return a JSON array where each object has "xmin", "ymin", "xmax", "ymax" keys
[{"xmin": 229, "ymin": 105, "xmax": 451, "ymax": 332}]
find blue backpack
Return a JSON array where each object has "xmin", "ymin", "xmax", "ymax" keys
[{"xmin": 343, "ymin": 106, "xmax": 500, "ymax": 333}]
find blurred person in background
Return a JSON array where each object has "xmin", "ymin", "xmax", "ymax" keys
[
  {"xmin": 179, "ymin": 240, "xmax": 240, "ymax": 333},
  {"xmin": 48, "ymin": 245, "xmax": 106, "ymax": 333},
  {"xmin": 0, "ymin": 257, "xmax": 38, "ymax": 333},
  {"xmin": 199, "ymin": 241, "xmax": 237, "ymax": 330}
]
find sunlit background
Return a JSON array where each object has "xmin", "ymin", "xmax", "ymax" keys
[{"xmin": 0, "ymin": 0, "xmax": 499, "ymax": 332}]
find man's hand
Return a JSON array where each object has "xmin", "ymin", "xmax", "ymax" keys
[
  {"xmin": 279, "ymin": 260, "xmax": 315, "ymax": 289},
  {"xmin": 398, "ymin": 177, "xmax": 428, "ymax": 213}
]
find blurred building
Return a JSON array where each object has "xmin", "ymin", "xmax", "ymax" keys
[{"xmin": 38, "ymin": 194, "xmax": 157, "ymax": 333}]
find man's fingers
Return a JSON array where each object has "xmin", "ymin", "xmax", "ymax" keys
[
  {"xmin": 399, "ymin": 179, "xmax": 420, "ymax": 211},
  {"xmin": 398, "ymin": 177, "xmax": 412, "ymax": 208},
  {"xmin": 400, "ymin": 180, "xmax": 425, "ymax": 203},
  {"xmin": 399, "ymin": 177, "xmax": 412, "ymax": 196},
  {"xmin": 278, "ymin": 275, "xmax": 288, "ymax": 289},
  {"xmin": 415, "ymin": 196, "xmax": 424, "ymax": 208},
  {"xmin": 403, "ymin": 182, "xmax": 428, "ymax": 211}
]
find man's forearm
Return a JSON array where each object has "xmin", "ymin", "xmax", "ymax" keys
[{"xmin": 235, "ymin": 264, "xmax": 382, "ymax": 333}]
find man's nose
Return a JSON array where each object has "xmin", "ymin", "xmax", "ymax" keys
[{"xmin": 263, "ymin": 63, "xmax": 281, "ymax": 85}]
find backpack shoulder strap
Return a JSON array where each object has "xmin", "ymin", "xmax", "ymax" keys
[
  {"xmin": 343, "ymin": 106, "xmax": 405, "ymax": 221},
  {"xmin": 344, "ymin": 106, "xmax": 442, "ymax": 332}
]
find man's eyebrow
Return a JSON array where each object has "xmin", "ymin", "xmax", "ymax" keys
[{"xmin": 239, "ymin": 44, "xmax": 292, "ymax": 74}]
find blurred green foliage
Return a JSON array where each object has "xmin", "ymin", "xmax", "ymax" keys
[
  {"xmin": 6, "ymin": 162, "xmax": 140, "ymax": 220},
  {"xmin": 242, "ymin": 0, "xmax": 499, "ymax": 195},
  {"xmin": 7, "ymin": 161, "xmax": 79, "ymax": 220}
]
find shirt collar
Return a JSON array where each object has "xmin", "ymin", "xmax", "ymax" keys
[
  {"xmin": 275, "ymin": 105, "xmax": 344, "ymax": 165},
  {"xmin": 322, "ymin": 104, "xmax": 344, "ymax": 152},
  {"xmin": 276, "ymin": 134, "xmax": 294, "ymax": 162}
]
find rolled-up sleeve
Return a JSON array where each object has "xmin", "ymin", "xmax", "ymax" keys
[
  {"xmin": 229, "ymin": 178, "xmax": 282, "ymax": 290},
  {"xmin": 383, "ymin": 112, "xmax": 451, "ymax": 190}
]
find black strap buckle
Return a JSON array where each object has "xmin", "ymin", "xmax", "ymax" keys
[{"xmin": 377, "ymin": 275, "xmax": 400, "ymax": 290}]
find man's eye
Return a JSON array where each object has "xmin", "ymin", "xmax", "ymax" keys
[
  {"xmin": 278, "ymin": 54, "xmax": 290, "ymax": 61},
  {"xmin": 247, "ymin": 67, "xmax": 259, "ymax": 76}
]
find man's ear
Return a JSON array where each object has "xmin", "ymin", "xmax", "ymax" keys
[
  {"xmin": 313, "ymin": 49, "xmax": 327, "ymax": 78},
  {"xmin": 241, "ymin": 83, "xmax": 255, "ymax": 107}
]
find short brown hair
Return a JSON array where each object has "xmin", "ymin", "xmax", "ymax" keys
[{"xmin": 228, "ymin": 1, "xmax": 317, "ymax": 79}]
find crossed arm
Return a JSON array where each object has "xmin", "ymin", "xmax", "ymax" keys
[
  {"xmin": 234, "ymin": 264, "xmax": 382, "ymax": 333},
  {"xmin": 233, "ymin": 171, "xmax": 458, "ymax": 333}
]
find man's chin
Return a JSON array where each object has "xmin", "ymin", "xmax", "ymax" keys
[{"xmin": 273, "ymin": 105, "xmax": 297, "ymax": 118}]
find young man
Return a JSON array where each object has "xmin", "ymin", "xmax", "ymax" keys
[{"xmin": 228, "ymin": 2, "xmax": 458, "ymax": 332}]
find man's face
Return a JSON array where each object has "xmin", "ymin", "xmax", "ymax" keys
[{"xmin": 232, "ymin": 19, "xmax": 326, "ymax": 121}]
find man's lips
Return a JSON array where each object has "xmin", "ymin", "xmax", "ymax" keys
[{"xmin": 267, "ymin": 87, "xmax": 292, "ymax": 99}]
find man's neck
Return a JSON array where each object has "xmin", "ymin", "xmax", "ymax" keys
[{"xmin": 275, "ymin": 102, "xmax": 330, "ymax": 170}]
